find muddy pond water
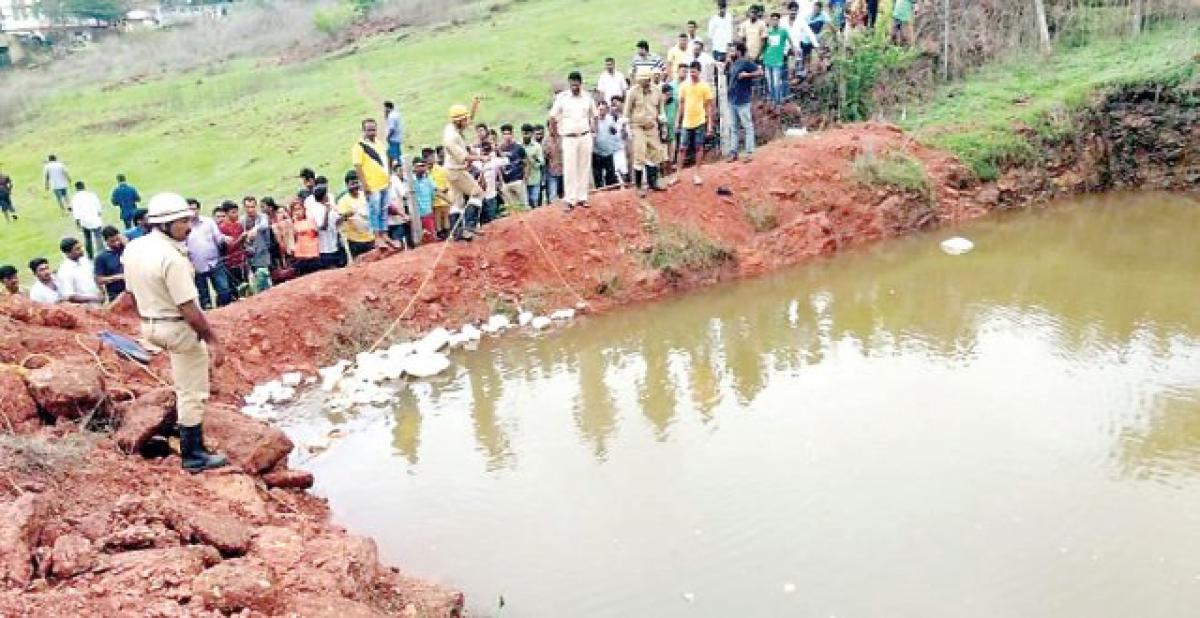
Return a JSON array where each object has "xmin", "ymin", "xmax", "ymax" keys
[{"xmin": 287, "ymin": 192, "xmax": 1200, "ymax": 617}]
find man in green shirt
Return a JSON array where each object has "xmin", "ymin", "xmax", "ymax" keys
[
  {"xmin": 763, "ymin": 12, "xmax": 793, "ymax": 106},
  {"xmin": 891, "ymin": 0, "xmax": 918, "ymax": 45},
  {"xmin": 521, "ymin": 124, "xmax": 545, "ymax": 208}
]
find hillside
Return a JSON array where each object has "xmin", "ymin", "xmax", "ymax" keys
[{"xmin": 0, "ymin": 0, "xmax": 709, "ymax": 267}]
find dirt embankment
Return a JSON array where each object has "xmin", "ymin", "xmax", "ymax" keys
[{"xmin": 0, "ymin": 85, "xmax": 1195, "ymax": 616}]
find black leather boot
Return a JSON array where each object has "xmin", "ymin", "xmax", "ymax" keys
[
  {"xmin": 181, "ymin": 424, "xmax": 228, "ymax": 473},
  {"xmin": 647, "ymin": 166, "xmax": 666, "ymax": 191}
]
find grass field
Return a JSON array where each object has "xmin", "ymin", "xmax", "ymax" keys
[
  {"xmin": 0, "ymin": 0, "xmax": 710, "ymax": 271},
  {"xmin": 903, "ymin": 20, "xmax": 1199, "ymax": 180}
]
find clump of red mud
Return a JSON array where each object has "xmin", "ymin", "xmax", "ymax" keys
[{"xmin": 0, "ymin": 106, "xmax": 1193, "ymax": 616}]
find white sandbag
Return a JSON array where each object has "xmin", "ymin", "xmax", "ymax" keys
[
  {"xmin": 940, "ymin": 236, "xmax": 975, "ymax": 255},
  {"xmin": 386, "ymin": 342, "xmax": 415, "ymax": 358},
  {"xmin": 550, "ymin": 308, "xmax": 575, "ymax": 321},
  {"xmin": 318, "ymin": 361, "xmax": 350, "ymax": 392},
  {"xmin": 403, "ymin": 352, "xmax": 451, "ymax": 378},
  {"xmin": 531, "ymin": 316, "xmax": 552, "ymax": 330},
  {"xmin": 518, "ymin": 311, "xmax": 533, "ymax": 326},
  {"xmin": 784, "ymin": 127, "xmax": 809, "ymax": 138},
  {"xmin": 268, "ymin": 385, "xmax": 296, "ymax": 404},
  {"xmin": 460, "ymin": 323, "xmax": 482, "ymax": 341},
  {"xmin": 416, "ymin": 327, "xmax": 451, "ymax": 354},
  {"xmin": 487, "ymin": 314, "xmax": 512, "ymax": 331},
  {"xmin": 280, "ymin": 372, "xmax": 304, "ymax": 387}
]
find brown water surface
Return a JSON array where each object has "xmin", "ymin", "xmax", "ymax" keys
[{"xmin": 290, "ymin": 192, "xmax": 1200, "ymax": 617}]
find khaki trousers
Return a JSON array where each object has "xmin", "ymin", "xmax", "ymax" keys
[
  {"xmin": 500, "ymin": 180, "xmax": 528, "ymax": 210},
  {"xmin": 445, "ymin": 168, "xmax": 483, "ymax": 206},
  {"xmin": 142, "ymin": 320, "xmax": 210, "ymax": 427},
  {"xmin": 561, "ymin": 134, "xmax": 593, "ymax": 205},
  {"xmin": 631, "ymin": 124, "xmax": 665, "ymax": 169}
]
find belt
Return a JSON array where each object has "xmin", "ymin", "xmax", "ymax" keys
[
  {"xmin": 141, "ymin": 316, "xmax": 185, "ymax": 323},
  {"xmin": 562, "ymin": 131, "xmax": 591, "ymax": 138}
]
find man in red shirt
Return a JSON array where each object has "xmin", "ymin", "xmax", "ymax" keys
[{"xmin": 215, "ymin": 201, "xmax": 248, "ymax": 295}]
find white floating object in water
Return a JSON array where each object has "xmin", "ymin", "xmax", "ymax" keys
[
  {"xmin": 530, "ymin": 316, "xmax": 552, "ymax": 330},
  {"xmin": 487, "ymin": 314, "xmax": 511, "ymax": 331},
  {"xmin": 550, "ymin": 308, "xmax": 575, "ymax": 321},
  {"xmin": 517, "ymin": 311, "xmax": 533, "ymax": 326},
  {"xmin": 940, "ymin": 236, "xmax": 974, "ymax": 255},
  {"xmin": 403, "ymin": 352, "xmax": 451, "ymax": 378},
  {"xmin": 480, "ymin": 322, "xmax": 501, "ymax": 335},
  {"xmin": 460, "ymin": 323, "xmax": 482, "ymax": 341},
  {"xmin": 416, "ymin": 328, "xmax": 451, "ymax": 354},
  {"xmin": 785, "ymin": 127, "xmax": 809, "ymax": 138},
  {"xmin": 280, "ymin": 372, "xmax": 304, "ymax": 387}
]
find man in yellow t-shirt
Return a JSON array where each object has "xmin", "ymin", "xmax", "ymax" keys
[
  {"xmin": 665, "ymin": 33, "xmax": 692, "ymax": 83},
  {"xmin": 738, "ymin": 6, "xmax": 769, "ymax": 61},
  {"xmin": 423, "ymin": 147, "xmax": 452, "ymax": 239},
  {"xmin": 351, "ymin": 118, "xmax": 398, "ymax": 249},
  {"xmin": 674, "ymin": 61, "xmax": 715, "ymax": 185},
  {"xmin": 336, "ymin": 172, "xmax": 375, "ymax": 259}
]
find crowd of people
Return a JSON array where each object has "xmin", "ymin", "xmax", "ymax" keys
[{"xmin": 0, "ymin": 0, "xmax": 921, "ymax": 311}]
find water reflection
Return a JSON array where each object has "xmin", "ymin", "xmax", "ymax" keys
[
  {"xmin": 296, "ymin": 193, "xmax": 1200, "ymax": 618},
  {"xmin": 367, "ymin": 193, "xmax": 1200, "ymax": 475}
]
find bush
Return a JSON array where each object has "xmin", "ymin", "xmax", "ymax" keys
[
  {"xmin": 852, "ymin": 148, "xmax": 931, "ymax": 196},
  {"xmin": 743, "ymin": 201, "xmax": 779, "ymax": 233},
  {"xmin": 644, "ymin": 222, "xmax": 733, "ymax": 272},
  {"xmin": 313, "ymin": 3, "xmax": 356, "ymax": 36}
]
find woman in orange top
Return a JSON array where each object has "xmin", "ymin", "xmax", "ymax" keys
[{"xmin": 290, "ymin": 200, "xmax": 322, "ymax": 276}]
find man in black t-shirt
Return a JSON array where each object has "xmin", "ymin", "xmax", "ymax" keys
[
  {"xmin": 725, "ymin": 41, "xmax": 764, "ymax": 161},
  {"xmin": 93, "ymin": 226, "xmax": 127, "ymax": 302},
  {"xmin": 498, "ymin": 124, "xmax": 528, "ymax": 213}
]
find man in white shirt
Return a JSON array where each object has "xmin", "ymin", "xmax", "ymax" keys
[
  {"xmin": 69, "ymin": 181, "xmax": 104, "ymax": 259},
  {"xmin": 596, "ymin": 57, "xmax": 628, "ymax": 105},
  {"xmin": 548, "ymin": 71, "xmax": 599, "ymax": 212},
  {"xmin": 691, "ymin": 40, "xmax": 718, "ymax": 84},
  {"xmin": 707, "ymin": 0, "xmax": 734, "ymax": 62},
  {"xmin": 304, "ymin": 182, "xmax": 344, "ymax": 269},
  {"xmin": 55, "ymin": 237, "xmax": 102, "ymax": 304},
  {"xmin": 43, "ymin": 154, "xmax": 72, "ymax": 214},
  {"xmin": 27, "ymin": 257, "xmax": 62, "ymax": 305},
  {"xmin": 784, "ymin": 0, "xmax": 819, "ymax": 79}
]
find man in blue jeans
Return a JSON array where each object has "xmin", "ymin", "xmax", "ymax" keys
[
  {"xmin": 725, "ymin": 42, "xmax": 763, "ymax": 162},
  {"xmin": 184, "ymin": 198, "xmax": 234, "ymax": 309},
  {"xmin": 383, "ymin": 100, "xmax": 405, "ymax": 169}
]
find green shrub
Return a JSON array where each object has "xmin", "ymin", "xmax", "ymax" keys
[
  {"xmin": 313, "ymin": 3, "xmax": 356, "ymax": 36},
  {"xmin": 852, "ymin": 149, "xmax": 931, "ymax": 195},
  {"xmin": 644, "ymin": 223, "xmax": 733, "ymax": 272},
  {"xmin": 743, "ymin": 202, "xmax": 779, "ymax": 233}
]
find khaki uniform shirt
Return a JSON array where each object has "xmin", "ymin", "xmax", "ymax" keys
[
  {"xmin": 442, "ymin": 123, "xmax": 471, "ymax": 170},
  {"xmin": 121, "ymin": 230, "xmax": 199, "ymax": 319},
  {"xmin": 549, "ymin": 92, "xmax": 598, "ymax": 136},
  {"xmin": 624, "ymin": 86, "xmax": 663, "ymax": 129}
]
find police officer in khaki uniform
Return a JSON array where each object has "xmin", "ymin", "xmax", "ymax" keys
[
  {"xmin": 623, "ymin": 68, "xmax": 668, "ymax": 198},
  {"xmin": 122, "ymin": 193, "xmax": 228, "ymax": 472},
  {"xmin": 442, "ymin": 97, "xmax": 485, "ymax": 240}
]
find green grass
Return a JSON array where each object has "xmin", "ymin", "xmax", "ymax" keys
[
  {"xmin": 0, "ymin": 0, "xmax": 709, "ymax": 272},
  {"xmin": 852, "ymin": 149, "xmax": 930, "ymax": 196},
  {"xmin": 644, "ymin": 222, "xmax": 733, "ymax": 272},
  {"xmin": 903, "ymin": 21, "xmax": 1200, "ymax": 180}
]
